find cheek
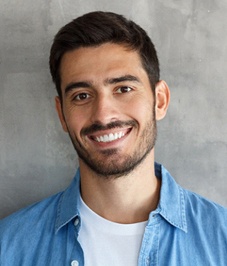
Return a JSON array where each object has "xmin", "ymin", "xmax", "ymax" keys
[
  {"xmin": 128, "ymin": 98, "xmax": 154, "ymax": 120},
  {"xmin": 64, "ymin": 111, "xmax": 84, "ymax": 134}
]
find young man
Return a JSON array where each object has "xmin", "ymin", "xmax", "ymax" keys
[{"xmin": 0, "ymin": 11, "xmax": 226, "ymax": 266}]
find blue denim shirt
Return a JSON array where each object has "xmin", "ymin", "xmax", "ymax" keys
[{"xmin": 0, "ymin": 163, "xmax": 226, "ymax": 265}]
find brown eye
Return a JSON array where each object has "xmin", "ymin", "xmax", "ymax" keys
[
  {"xmin": 116, "ymin": 87, "xmax": 132, "ymax": 93},
  {"xmin": 75, "ymin": 93, "xmax": 90, "ymax": 101}
]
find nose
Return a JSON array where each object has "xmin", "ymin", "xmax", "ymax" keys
[{"xmin": 90, "ymin": 94, "xmax": 120, "ymax": 125}]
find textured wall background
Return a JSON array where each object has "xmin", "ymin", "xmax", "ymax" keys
[{"xmin": 0, "ymin": 0, "xmax": 226, "ymax": 219}]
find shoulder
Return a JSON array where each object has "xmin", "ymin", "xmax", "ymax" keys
[
  {"xmin": 183, "ymin": 187, "xmax": 227, "ymax": 217},
  {"xmin": 182, "ymin": 187, "xmax": 227, "ymax": 236},
  {"xmin": 0, "ymin": 192, "xmax": 63, "ymax": 239}
]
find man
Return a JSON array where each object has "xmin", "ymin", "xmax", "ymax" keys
[{"xmin": 0, "ymin": 11, "xmax": 226, "ymax": 266}]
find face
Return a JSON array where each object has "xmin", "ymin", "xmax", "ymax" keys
[{"xmin": 56, "ymin": 43, "xmax": 163, "ymax": 178}]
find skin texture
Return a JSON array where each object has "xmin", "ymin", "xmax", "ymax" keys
[{"xmin": 56, "ymin": 43, "xmax": 170, "ymax": 223}]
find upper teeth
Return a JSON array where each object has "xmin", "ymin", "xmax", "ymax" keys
[{"xmin": 95, "ymin": 132, "xmax": 125, "ymax": 143}]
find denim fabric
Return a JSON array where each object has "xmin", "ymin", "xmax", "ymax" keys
[{"xmin": 0, "ymin": 163, "xmax": 226, "ymax": 265}]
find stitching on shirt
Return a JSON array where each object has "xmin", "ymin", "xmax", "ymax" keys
[
  {"xmin": 179, "ymin": 186, "xmax": 188, "ymax": 232},
  {"xmin": 55, "ymin": 192, "xmax": 64, "ymax": 233}
]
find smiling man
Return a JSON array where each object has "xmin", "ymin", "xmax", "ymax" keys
[{"xmin": 0, "ymin": 11, "xmax": 226, "ymax": 266}]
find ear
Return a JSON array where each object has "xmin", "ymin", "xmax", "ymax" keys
[
  {"xmin": 155, "ymin": 80, "xmax": 170, "ymax": 121},
  {"xmin": 55, "ymin": 96, "xmax": 68, "ymax": 132}
]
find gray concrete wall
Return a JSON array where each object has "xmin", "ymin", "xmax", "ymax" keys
[{"xmin": 0, "ymin": 0, "xmax": 226, "ymax": 219}]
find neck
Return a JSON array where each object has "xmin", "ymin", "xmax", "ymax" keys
[{"xmin": 79, "ymin": 151, "xmax": 160, "ymax": 224}]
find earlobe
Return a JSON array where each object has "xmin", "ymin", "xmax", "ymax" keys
[
  {"xmin": 55, "ymin": 96, "xmax": 68, "ymax": 132},
  {"xmin": 155, "ymin": 80, "xmax": 170, "ymax": 121}
]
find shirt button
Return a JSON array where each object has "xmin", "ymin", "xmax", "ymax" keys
[
  {"xmin": 74, "ymin": 218, "xmax": 79, "ymax": 226},
  {"xmin": 71, "ymin": 260, "xmax": 79, "ymax": 266}
]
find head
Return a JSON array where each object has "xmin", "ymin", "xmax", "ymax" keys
[
  {"xmin": 50, "ymin": 12, "xmax": 170, "ymax": 179},
  {"xmin": 49, "ymin": 11, "xmax": 160, "ymax": 100}
]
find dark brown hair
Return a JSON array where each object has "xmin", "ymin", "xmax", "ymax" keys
[{"xmin": 49, "ymin": 11, "xmax": 160, "ymax": 98}]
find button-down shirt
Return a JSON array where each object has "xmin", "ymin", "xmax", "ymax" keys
[{"xmin": 0, "ymin": 163, "xmax": 226, "ymax": 265}]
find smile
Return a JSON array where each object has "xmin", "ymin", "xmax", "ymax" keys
[
  {"xmin": 89, "ymin": 127, "xmax": 132, "ymax": 143},
  {"xmin": 95, "ymin": 131, "xmax": 125, "ymax": 143}
]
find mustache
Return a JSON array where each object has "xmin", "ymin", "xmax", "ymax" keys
[{"xmin": 81, "ymin": 120, "xmax": 137, "ymax": 135}]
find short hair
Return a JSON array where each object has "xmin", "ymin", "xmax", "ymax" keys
[{"xmin": 49, "ymin": 11, "xmax": 160, "ymax": 98}]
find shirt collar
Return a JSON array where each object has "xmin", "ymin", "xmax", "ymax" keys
[
  {"xmin": 55, "ymin": 163, "xmax": 187, "ymax": 233},
  {"xmin": 55, "ymin": 169, "xmax": 81, "ymax": 233},
  {"xmin": 154, "ymin": 162, "xmax": 187, "ymax": 232}
]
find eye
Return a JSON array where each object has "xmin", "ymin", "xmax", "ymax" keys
[
  {"xmin": 74, "ymin": 93, "xmax": 90, "ymax": 101},
  {"xmin": 115, "ymin": 86, "xmax": 132, "ymax": 93}
]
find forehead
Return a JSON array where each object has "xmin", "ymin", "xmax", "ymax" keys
[{"xmin": 59, "ymin": 43, "xmax": 148, "ymax": 89}]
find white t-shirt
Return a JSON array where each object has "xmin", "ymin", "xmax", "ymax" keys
[{"xmin": 78, "ymin": 196, "xmax": 147, "ymax": 266}]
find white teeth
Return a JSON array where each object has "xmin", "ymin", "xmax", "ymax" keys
[
  {"xmin": 109, "ymin": 133, "xmax": 115, "ymax": 141},
  {"xmin": 95, "ymin": 132, "xmax": 125, "ymax": 143}
]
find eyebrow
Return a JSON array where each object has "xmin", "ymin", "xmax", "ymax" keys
[
  {"xmin": 104, "ymin": 75, "xmax": 142, "ymax": 85},
  {"xmin": 64, "ymin": 74, "xmax": 141, "ymax": 96},
  {"xmin": 64, "ymin": 81, "xmax": 93, "ymax": 95}
]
